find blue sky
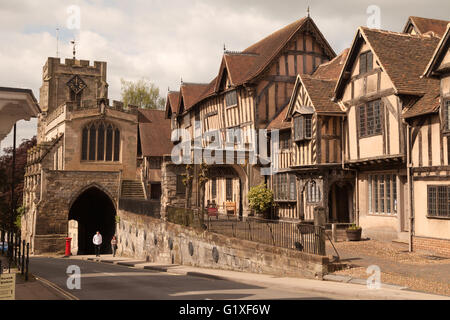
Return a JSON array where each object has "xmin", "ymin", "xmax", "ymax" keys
[{"xmin": 1, "ymin": 0, "xmax": 449, "ymax": 152}]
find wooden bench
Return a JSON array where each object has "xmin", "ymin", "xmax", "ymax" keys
[{"xmin": 225, "ymin": 201, "xmax": 236, "ymax": 217}]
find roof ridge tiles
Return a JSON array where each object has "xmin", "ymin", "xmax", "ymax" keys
[
  {"xmin": 360, "ymin": 26, "xmax": 441, "ymax": 39},
  {"xmin": 181, "ymin": 82, "xmax": 209, "ymax": 86},
  {"xmin": 224, "ymin": 51, "xmax": 259, "ymax": 56}
]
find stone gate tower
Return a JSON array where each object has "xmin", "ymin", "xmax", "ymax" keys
[{"xmin": 22, "ymin": 57, "xmax": 140, "ymax": 254}]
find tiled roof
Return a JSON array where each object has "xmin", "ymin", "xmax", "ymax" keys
[
  {"xmin": 267, "ymin": 106, "xmax": 291, "ymax": 130},
  {"xmin": 223, "ymin": 53, "xmax": 259, "ymax": 86},
  {"xmin": 403, "ymin": 86, "xmax": 441, "ymax": 118},
  {"xmin": 166, "ymin": 91, "xmax": 180, "ymax": 115},
  {"xmin": 313, "ymin": 48, "xmax": 349, "ymax": 80},
  {"xmin": 404, "ymin": 16, "xmax": 450, "ymax": 37},
  {"xmin": 424, "ymin": 24, "xmax": 450, "ymax": 77},
  {"xmin": 138, "ymin": 109, "xmax": 172, "ymax": 157},
  {"xmin": 179, "ymin": 17, "xmax": 336, "ymax": 110},
  {"xmin": 180, "ymin": 82, "xmax": 209, "ymax": 112},
  {"xmin": 360, "ymin": 27, "xmax": 440, "ymax": 95},
  {"xmin": 301, "ymin": 76, "xmax": 343, "ymax": 114}
]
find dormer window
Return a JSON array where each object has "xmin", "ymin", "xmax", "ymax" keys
[
  {"xmin": 293, "ymin": 115, "xmax": 312, "ymax": 142},
  {"xmin": 359, "ymin": 51, "xmax": 373, "ymax": 75},
  {"xmin": 225, "ymin": 90, "xmax": 237, "ymax": 108}
]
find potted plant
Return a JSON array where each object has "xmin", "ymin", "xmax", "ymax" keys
[
  {"xmin": 248, "ymin": 183, "xmax": 274, "ymax": 219},
  {"xmin": 346, "ymin": 224, "xmax": 362, "ymax": 241}
]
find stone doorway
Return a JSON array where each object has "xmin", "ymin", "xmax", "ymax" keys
[{"xmin": 68, "ymin": 187, "xmax": 116, "ymax": 255}]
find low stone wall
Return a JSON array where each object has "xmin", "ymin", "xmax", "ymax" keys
[{"xmin": 116, "ymin": 210, "xmax": 329, "ymax": 279}]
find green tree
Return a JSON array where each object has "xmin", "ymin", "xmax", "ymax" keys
[
  {"xmin": 248, "ymin": 183, "xmax": 274, "ymax": 217},
  {"xmin": 0, "ymin": 136, "xmax": 36, "ymax": 231},
  {"xmin": 120, "ymin": 78, "xmax": 166, "ymax": 110}
]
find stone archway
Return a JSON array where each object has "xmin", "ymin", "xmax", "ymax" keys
[{"xmin": 68, "ymin": 186, "xmax": 116, "ymax": 254}]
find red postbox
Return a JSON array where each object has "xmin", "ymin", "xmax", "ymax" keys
[{"xmin": 65, "ymin": 237, "xmax": 72, "ymax": 257}]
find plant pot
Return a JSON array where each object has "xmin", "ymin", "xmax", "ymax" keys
[{"xmin": 346, "ymin": 228, "xmax": 362, "ymax": 241}]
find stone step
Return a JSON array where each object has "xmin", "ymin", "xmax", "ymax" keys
[{"xmin": 121, "ymin": 179, "xmax": 145, "ymax": 199}]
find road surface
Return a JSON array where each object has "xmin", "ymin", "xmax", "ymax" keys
[{"xmin": 30, "ymin": 256, "xmax": 339, "ymax": 300}]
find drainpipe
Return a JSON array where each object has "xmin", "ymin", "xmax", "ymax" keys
[
  {"xmin": 340, "ymin": 116, "xmax": 358, "ymax": 225},
  {"xmin": 406, "ymin": 123, "xmax": 413, "ymax": 252},
  {"xmin": 341, "ymin": 117, "xmax": 345, "ymax": 170}
]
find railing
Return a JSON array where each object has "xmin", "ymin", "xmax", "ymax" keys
[
  {"xmin": 165, "ymin": 206, "xmax": 330, "ymax": 256},
  {"xmin": 207, "ymin": 215, "xmax": 327, "ymax": 256},
  {"xmin": 0, "ymin": 229, "xmax": 30, "ymax": 280}
]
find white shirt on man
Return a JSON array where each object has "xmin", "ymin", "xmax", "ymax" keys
[{"xmin": 93, "ymin": 233, "xmax": 102, "ymax": 245}]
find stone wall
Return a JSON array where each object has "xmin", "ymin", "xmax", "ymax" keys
[
  {"xmin": 116, "ymin": 210, "xmax": 329, "ymax": 279},
  {"xmin": 161, "ymin": 162, "xmax": 191, "ymax": 218},
  {"xmin": 31, "ymin": 170, "xmax": 120, "ymax": 254}
]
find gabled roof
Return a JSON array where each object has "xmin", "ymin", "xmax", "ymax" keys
[
  {"xmin": 178, "ymin": 82, "xmax": 209, "ymax": 113},
  {"xmin": 403, "ymin": 16, "xmax": 449, "ymax": 37},
  {"xmin": 300, "ymin": 76, "xmax": 343, "ymax": 114},
  {"xmin": 241, "ymin": 16, "xmax": 335, "ymax": 83},
  {"xmin": 283, "ymin": 74, "xmax": 343, "ymax": 122},
  {"xmin": 138, "ymin": 109, "xmax": 172, "ymax": 157},
  {"xmin": 188, "ymin": 16, "xmax": 336, "ymax": 110},
  {"xmin": 214, "ymin": 53, "xmax": 259, "ymax": 91},
  {"xmin": 267, "ymin": 48, "xmax": 349, "ymax": 131},
  {"xmin": 423, "ymin": 23, "xmax": 450, "ymax": 77},
  {"xmin": 313, "ymin": 48, "xmax": 349, "ymax": 80},
  {"xmin": 335, "ymin": 27, "xmax": 441, "ymax": 99},
  {"xmin": 165, "ymin": 91, "xmax": 180, "ymax": 118}
]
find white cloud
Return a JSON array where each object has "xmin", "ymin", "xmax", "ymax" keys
[{"xmin": 1, "ymin": 0, "xmax": 449, "ymax": 150}]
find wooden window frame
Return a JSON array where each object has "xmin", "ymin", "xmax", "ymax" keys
[
  {"xmin": 306, "ymin": 181, "xmax": 321, "ymax": 204},
  {"xmin": 274, "ymin": 173, "xmax": 296, "ymax": 201},
  {"xmin": 225, "ymin": 90, "xmax": 238, "ymax": 108},
  {"xmin": 442, "ymin": 99, "xmax": 450, "ymax": 132},
  {"xmin": 359, "ymin": 99, "xmax": 382, "ymax": 138},
  {"xmin": 427, "ymin": 185, "xmax": 450, "ymax": 219},
  {"xmin": 368, "ymin": 174, "xmax": 397, "ymax": 215},
  {"xmin": 211, "ymin": 178, "xmax": 217, "ymax": 198},
  {"xmin": 279, "ymin": 130, "xmax": 291, "ymax": 150},
  {"xmin": 226, "ymin": 178, "xmax": 233, "ymax": 201},
  {"xmin": 359, "ymin": 51, "xmax": 373, "ymax": 75},
  {"xmin": 293, "ymin": 114, "xmax": 312, "ymax": 142}
]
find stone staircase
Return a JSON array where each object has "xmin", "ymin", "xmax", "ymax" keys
[{"xmin": 121, "ymin": 180, "xmax": 146, "ymax": 200}]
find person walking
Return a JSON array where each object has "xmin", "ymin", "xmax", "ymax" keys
[
  {"xmin": 93, "ymin": 231, "xmax": 102, "ymax": 257},
  {"xmin": 111, "ymin": 235, "xmax": 117, "ymax": 257}
]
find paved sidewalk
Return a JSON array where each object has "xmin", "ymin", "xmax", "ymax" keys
[
  {"xmin": 327, "ymin": 240, "xmax": 450, "ymax": 296},
  {"xmin": 68, "ymin": 254, "xmax": 449, "ymax": 300},
  {"xmin": 0, "ymin": 255, "xmax": 66, "ymax": 300}
]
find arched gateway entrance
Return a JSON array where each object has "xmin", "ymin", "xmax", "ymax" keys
[{"xmin": 68, "ymin": 187, "xmax": 116, "ymax": 255}]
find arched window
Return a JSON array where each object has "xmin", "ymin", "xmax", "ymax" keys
[{"xmin": 81, "ymin": 121, "xmax": 121, "ymax": 162}]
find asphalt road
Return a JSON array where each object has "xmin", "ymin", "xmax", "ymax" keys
[{"xmin": 29, "ymin": 257, "xmax": 338, "ymax": 300}]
